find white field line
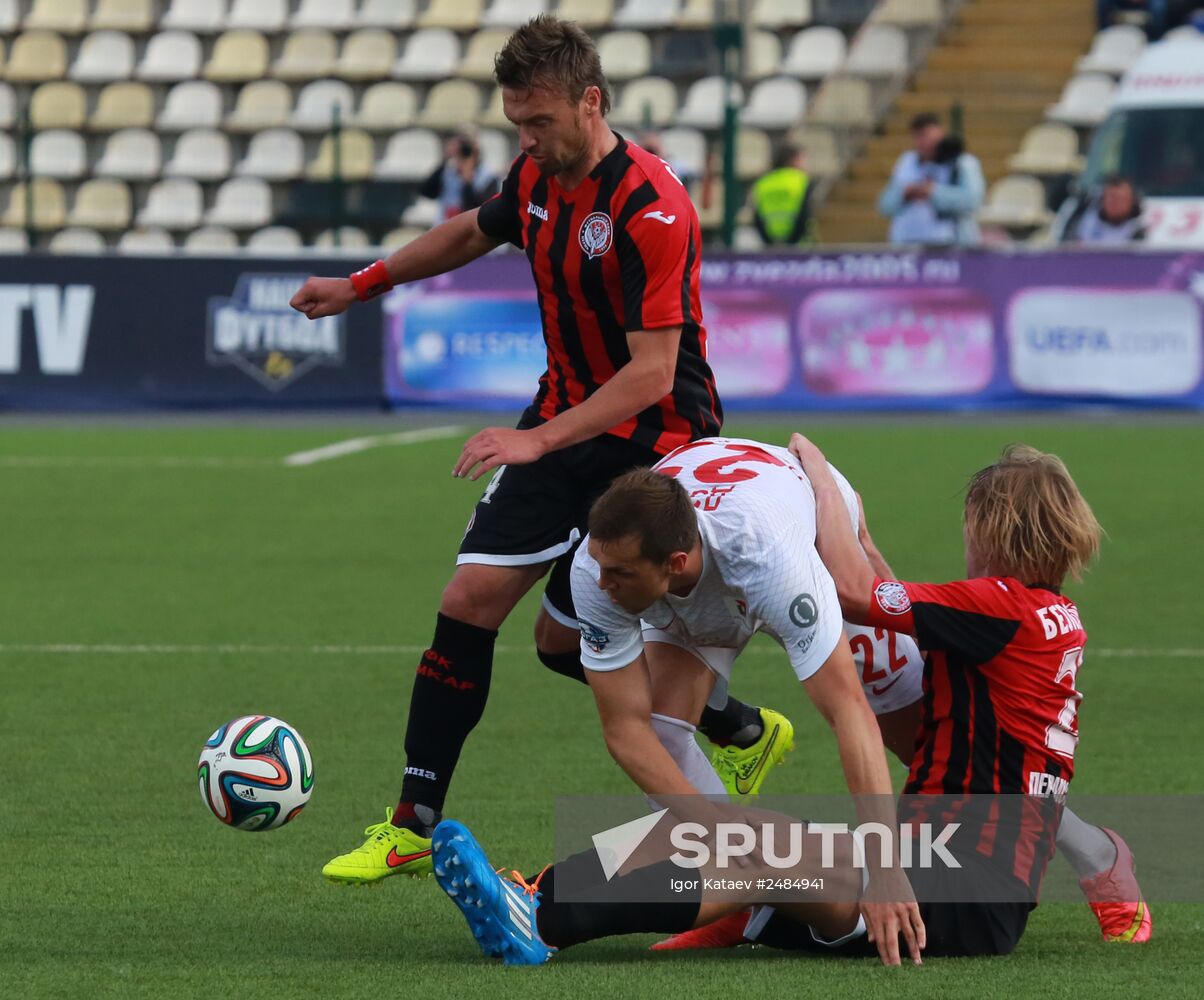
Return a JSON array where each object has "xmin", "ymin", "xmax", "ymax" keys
[
  {"xmin": 0, "ymin": 644, "xmax": 1200, "ymax": 659},
  {"xmin": 282, "ymin": 425, "xmax": 465, "ymax": 467}
]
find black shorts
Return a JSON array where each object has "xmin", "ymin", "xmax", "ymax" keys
[
  {"xmin": 457, "ymin": 408, "xmax": 662, "ymax": 622},
  {"xmin": 754, "ymin": 847, "xmax": 1032, "ymax": 959}
]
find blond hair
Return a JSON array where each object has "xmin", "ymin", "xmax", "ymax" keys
[{"xmin": 964, "ymin": 445, "xmax": 1101, "ymax": 588}]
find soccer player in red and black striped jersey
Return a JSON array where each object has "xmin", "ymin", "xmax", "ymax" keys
[{"xmin": 290, "ymin": 17, "xmax": 776, "ymax": 884}]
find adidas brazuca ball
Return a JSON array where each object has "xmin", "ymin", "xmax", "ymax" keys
[{"xmin": 198, "ymin": 715, "xmax": 314, "ymax": 831}]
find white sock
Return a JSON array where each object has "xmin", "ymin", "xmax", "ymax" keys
[
  {"xmin": 1057, "ymin": 807, "xmax": 1118, "ymax": 879},
  {"xmin": 650, "ymin": 713, "xmax": 729, "ymax": 797}
]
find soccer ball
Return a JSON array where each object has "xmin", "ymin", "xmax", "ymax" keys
[{"xmin": 198, "ymin": 715, "xmax": 314, "ymax": 831}]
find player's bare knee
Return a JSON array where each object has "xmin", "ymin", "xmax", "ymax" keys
[{"xmin": 534, "ymin": 609, "xmax": 578, "ymax": 655}]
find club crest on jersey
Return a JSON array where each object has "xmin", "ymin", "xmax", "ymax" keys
[
  {"xmin": 579, "ymin": 620, "xmax": 610, "ymax": 654},
  {"xmin": 579, "ymin": 212, "xmax": 614, "ymax": 259},
  {"xmin": 874, "ymin": 581, "xmax": 911, "ymax": 615}
]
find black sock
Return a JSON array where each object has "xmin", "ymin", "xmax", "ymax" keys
[
  {"xmin": 698, "ymin": 697, "xmax": 763, "ymax": 748},
  {"xmin": 397, "ymin": 613, "xmax": 497, "ymax": 824},
  {"xmin": 537, "ymin": 647, "xmax": 588, "ymax": 685},
  {"xmin": 533, "ymin": 851, "xmax": 701, "ymax": 950}
]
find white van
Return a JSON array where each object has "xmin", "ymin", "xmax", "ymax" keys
[{"xmin": 1056, "ymin": 29, "xmax": 1204, "ymax": 245}]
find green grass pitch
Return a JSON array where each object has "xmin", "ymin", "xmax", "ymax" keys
[{"xmin": 1, "ymin": 417, "xmax": 1201, "ymax": 999}]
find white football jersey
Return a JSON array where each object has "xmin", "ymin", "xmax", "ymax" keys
[{"xmin": 571, "ymin": 438, "xmax": 857, "ymax": 682}]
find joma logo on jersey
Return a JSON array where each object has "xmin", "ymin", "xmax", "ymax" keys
[{"xmin": 527, "ymin": 202, "xmax": 549, "ymax": 221}]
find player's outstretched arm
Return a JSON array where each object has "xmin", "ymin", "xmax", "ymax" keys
[
  {"xmin": 790, "ymin": 434, "xmax": 876, "ymax": 623},
  {"xmin": 289, "ymin": 209, "xmax": 503, "ymax": 320}
]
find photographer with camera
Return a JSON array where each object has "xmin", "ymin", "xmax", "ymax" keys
[
  {"xmin": 878, "ymin": 112, "xmax": 984, "ymax": 247},
  {"xmin": 420, "ymin": 131, "xmax": 502, "ymax": 222}
]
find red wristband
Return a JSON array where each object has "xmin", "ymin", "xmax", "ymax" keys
[{"xmin": 349, "ymin": 259, "xmax": 393, "ymax": 301}]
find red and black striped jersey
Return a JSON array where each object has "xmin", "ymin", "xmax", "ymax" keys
[
  {"xmin": 476, "ymin": 134, "xmax": 722, "ymax": 455},
  {"xmin": 866, "ymin": 575, "xmax": 1085, "ymax": 894}
]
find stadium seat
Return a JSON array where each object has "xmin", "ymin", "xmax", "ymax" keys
[
  {"xmin": 338, "ymin": 28, "xmax": 396, "ymax": 81},
  {"xmin": 30, "ymin": 81, "xmax": 86, "ymax": 129},
  {"xmin": 746, "ymin": 30, "xmax": 782, "ymax": 81},
  {"xmin": 614, "ymin": 0, "xmax": 678, "ymax": 29},
  {"xmin": 0, "ymin": 132, "xmax": 13, "ymax": 178},
  {"xmin": 736, "ymin": 126, "xmax": 771, "ymax": 180},
  {"xmin": 375, "ymin": 127, "xmax": 441, "ymax": 180},
  {"xmin": 0, "ymin": 0, "xmax": 16, "ymax": 32},
  {"xmin": 184, "ymin": 225, "xmax": 239, "ymax": 252},
  {"xmin": 597, "ymin": 31, "xmax": 652, "ymax": 80},
  {"xmin": 1046, "ymin": 73, "xmax": 1115, "ymax": 128},
  {"xmin": 228, "ymin": 0, "xmax": 287, "ymax": 32},
  {"xmin": 733, "ymin": 224, "xmax": 762, "ymax": 250},
  {"xmin": 480, "ymin": 87, "xmax": 509, "ymax": 127},
  {"xmin": 394, "ymin": 28, "xmax": 459, "ymax": 80},
  {"xmin": 315, "ymin": 226, "xmax": 371, "ymax": 251},
  {"xmin": 306, "ymin": 129, "xmax": 375, "ymax": 180},
  {"xmin": 236, "ymin": 127, "xmax": 304, "ymax": 179},
  {"xmin": 553, "ymin": 0, "xmax": 614, "ymax": 29},
  {"xmin": 25, "ymin": 0, "xmax": 88, "ymax": 33},
  {"xmin": 610, "ymin": 76, "xmax": 677, "ymax": 127},
  {"xmin": 0, "ymin": 85, "xmax": 14, "ymax": 130},
  {"xmin": 157, "ymin": 80, "xmax": 223, "ymax": 130},
  {"xmin": 461, "ymin": 29, "xmax": 511, "ymax": 81},
  {"xmin": 872, "ymin": 0, "xmax": 941, "ymax": 27},
  {"xmin": 1165, "ymin": 24, "xmax": 1202, "ymax": 42},
  {"xmin": 678, "ymin": 0, "xmax": 715, "ymax": 27},
  {"xmin": 246, "ymin": 225, "xmax": 303, "ymax": 255},
  {"xmin": 483, "ymin": 0, "xmax": 548, "ymax": 27},
  {"xmin": 90, "ymin": 0, "xmax": 155, "ymax": 33},
  {"xmin": 165, "ymin": 128, "xmax": 231, "ymax": 180},
  {"xmin": 357, "ymin": 0, "xmax": 416, "ymax": 29},
  {"xmin": 0, "ymin": 228, "xmax": 31, "ymax": 251},
  {"xmin": 68, "ymin": 177, "xmax": 132, "ymax": 229},
  {"xmin": 354, "ymin": 82, "xmax": 418, "ymax": 130},
  {"xmin": 743, "ymin": 76, "xmax": 806, "ymax": 128},
  {"xmin": 69, "ymin": 30, "xmax": 135, "ymax": 81},
  {"xmin": 690, "ymin": 177, "xmax": 722, "ymax": 229},
  {"xmin": 205, "ymin": 177, "xmax": 272, "ymax": 229},
  {"xmin": 205, "ymin": 30, "xmax": 269, "ymax": 83},
  {"xmin": 476, "ymin": 128, "xmax": 512, "ymax": 174},
  {"xmin": 380, "ymin": 224, "xmax": 427, "ymax": 248},
  {"xmin": 5, "ymin": 31, "xmax": 68, "ymax": 82},
  {"xmin": 0, "ymin": 38, "xmax": 5, "ymax": 77},
  {"xmin": 790, "ymin": 125, "xmax": 840, "ymax": 176},
  {"xmin": 291, "ymin": 79, "xmax": 356, "ymax": 131},
  {"xmin": 226, "ymin": 79, "xmax": 291, "ymax": 132},
  {"xmin": 401, "ymin": 196, "xmax": 440, "ymax": 227},
  {"xmin": 1078, "ymin": 25, "xmax": 1146, "ymax": 76},
  {"xmin": 137, "ymin": 31, "xmax": 202, "ymax": 81},
  {"xmin": 1008, "ymin": 123, "xmax": 1083, "ymax": 175},
  {"xmin": 162, "ymin": 0, "xmax": 226, "ymax": 34},
  {"xmin": 783, "ymin": 26, "xmax": 845, "ymax": 81},
  {"xmin": 89, "ymin": 81, "xmax": 153, "ymax": 130},
  {"xmin": 118, "ymin": 227, "xmax": 174, "ymax": 253},
  {"xmin": 979, "ymin": 175, "xmax": 1051, "ymax": 230},
  {"xmin": 274, "ymin": 29, "xmax": 338, "ymax": 81},
  {"xmin": 30, "ymin": 129, "xmax": 87, "ymax": 179},
  {"xmin": 809, "ymin": 77, "xmax": 874, "ymax": 128},
  {"xmin": 418, "ymin": 0, "xmax": 484, "ymax": 30},
  {"xmin": 1, "ymin": 179, "xmax": 68, "ymax": 229},
  {"xmin": 94, "ymin": 127, "xmax": 160, "ymax": 178},
  {"xmin": 753, "ymin": 0, "xmax": 812, "ymax": 28},
  {"xmin": 677, "ymin": 76, "xmax": 741, "ymax": 129},
  {"xmin": 418, "ymin": 79, "xmax": 483, "ymax": 130},
  {"xmin": 294, "ymin": 0, "xmax": 354, "ymax": 30},
  {"xmin": 49, "ymin": 226, "xmax": 107, "ymax": 253},
  {"xmin": 845, "ymin": 25, "xmax": 908, "ymax": 78},
  {"xmin": 659, "ymin": 126, "xmax": 707, "ymax": 177}
]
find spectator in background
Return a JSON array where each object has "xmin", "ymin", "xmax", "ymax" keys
[
  {"xmin": 751, "ymin": 144, "xmax": 814, "ymax": 246},
  {"xmin": 421, "ymin": 132, "xmax": 500, "ymax": 221},
  {"xmin": 878, "ymin": 112, "xmax": 985, "ymax": 246},
  {"xmin": 1070, "ymin": 175, "xmax": 1146, "ymax": 244}
]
